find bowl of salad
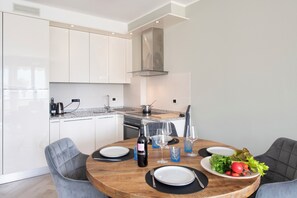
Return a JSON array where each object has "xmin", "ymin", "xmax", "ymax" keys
[{"xmin": 200, "ymin": 148, "xmax": 269, "ymax": 179}]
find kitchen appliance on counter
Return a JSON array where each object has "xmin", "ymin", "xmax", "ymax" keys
[
  {"xmin": 141, "ymin": 100, "xmax": 156, "ymax": 114},
  {"xmin": 50, "ymin": 97, "xmax": 57, "ymax": 116},
  {"xmin": 123, "ymin": 115, "xmax": 141, "ymax": 140},
  {"xmin": 56, "ymin": 102, "xmax": 64, "ymax": 114}
]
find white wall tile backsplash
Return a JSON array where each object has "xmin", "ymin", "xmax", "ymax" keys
[
  {"xmin": 50, "ymin": 83, "xmax": 123, "ymax": 109},
  {"xmin": 146, "ymin": 72, "xmax": 191, "ymax": 112},
  {"xmin": 123, "ymin": 76, "xmax": 146, "ymax": 107}
]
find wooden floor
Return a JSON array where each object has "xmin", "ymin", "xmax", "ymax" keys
[{"xmin": 0, "ymin": 174, "xmax": 57, "ymax": 198}]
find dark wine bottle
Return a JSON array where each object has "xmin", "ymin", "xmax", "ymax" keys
[{"xmin": 137, "ymin": 125, "xmax": 148, "ymax": 167}]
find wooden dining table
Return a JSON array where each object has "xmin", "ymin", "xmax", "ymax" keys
[{"xmin": 86, "ymin": 138, "xmax": 260, "ymax": 198}]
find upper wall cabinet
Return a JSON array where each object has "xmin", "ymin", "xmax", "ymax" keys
[
  {"xmin": 49, "ymin": 27, "xmax": 69, "ymax": 82},
  {"xmin": 3, "ymin": 13, "xmax": 49, "ymax": 89},
  {"xmin": 109, "ymin": 37, "xmax": 126, "ymax": 83},
  {"xmin": 49, "ymin": 27, "xmax": 131, "ymax": 84},
  {"xmin": 69, "ymin": 30, "xmax": 90, "ymax": 83},
  {"xmin": 125, "ymin": 39, "xmax": 132, "ymax": 84},
  {"xmin": 90, "ymin": 33, "xmax": 108, "ymax": 83}
]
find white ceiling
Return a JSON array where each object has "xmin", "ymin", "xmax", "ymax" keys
[{"xmin": 24, "ymin": 0, "xmax": 199, "ymax": 23}]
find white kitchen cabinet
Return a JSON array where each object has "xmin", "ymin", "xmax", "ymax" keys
[
  {"xmin": 95, "ymin": 115, "xmax": 117, "ymax": 149},
  {"xmin": 3, "ymin": 13, "xmax": 49, "ymax": 90},
  {"xmin": 125, "ymin": 39, "xmax": 132, "ymax": 84},
  {"xmin": 0, "ymin": 12, "xmax": 2, "ymax": 175},
  {"xmin": 2, "ymin": 13, "xmax": 49, "ymax": 174},
  {"xmin": 69, "ymin": 30, "xmax": 90, "ymax": 83},
  {"xmin": 49, "ymin": 27, "xmax": 69, "ymax": 82},
  {"xmin": 116, "ymin": 115, "xmax": 124, "ymax": 141},
  {"xmin": 108, "ymin": 37, "xmax": 126, "ymax": 83},
  {"xmin": 60, "ymin": 117, "xmax": 95, "ymax": 154},
  {"xmin": 50, "ymin": 120, "xmax": 60, "ymax": 143},
  {"xmin": 90, "ymin": 33, "xmax": 109, "ymax": 83},
  {"xmin": 3, "ymin": 90, "xmax": 49, "ymax": 174}
]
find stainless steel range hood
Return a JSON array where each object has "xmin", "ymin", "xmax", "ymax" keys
[{"xmin": 132, "ymin": 28, "xmax": 168, "ymax": 76}]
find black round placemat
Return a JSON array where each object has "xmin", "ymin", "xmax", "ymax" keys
[
  {"xmin": 198, "ymin": 148, "xmax": 212, "ymax": 157},
  {"xmin": 148, "ymin": 138, "xmax": 179, "ymax": 145},
  {"xmin": 145, "ymin": 165, "xmax": 208, "ymax": 194},
  {"xmin": 92, "ymin": 148, "xmax": 134, "ymax": 162}
]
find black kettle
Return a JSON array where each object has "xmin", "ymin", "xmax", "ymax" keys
[{"xmin": 56, "ymin": 102, "xmax": 64, "ymax": 114}]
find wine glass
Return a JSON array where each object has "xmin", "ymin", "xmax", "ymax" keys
[
  {"xmin": 185, "ymin": 125, "xmax": 198, "ymax": 156},
  {"xmin": 155, "ymin": 129, "xmax": 168, "ymax": 163},
  {"xmin": 162, "ymin": 122, "xmax": 172, "ymax": 136}
]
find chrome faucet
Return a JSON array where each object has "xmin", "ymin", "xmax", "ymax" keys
[{"xmin": 104, "ymin": 94, "xmax": 111, "ymax": 112}]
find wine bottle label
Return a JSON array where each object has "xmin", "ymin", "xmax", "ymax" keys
[{"xmin": 137, "ymin": 143, "xmax": 145, "ymax": 151}]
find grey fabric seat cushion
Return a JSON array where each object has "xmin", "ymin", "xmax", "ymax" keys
[
  {"xmin": 146, "ymin": 122, "xmax": 178, "ymax": 137},
  {"xmin": 255, "ymin": 137, "xmax": 297, "ymax": 184}
]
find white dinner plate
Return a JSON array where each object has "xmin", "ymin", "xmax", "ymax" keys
[
  {"xmin": 153, "ymin": 166, "xmax": 195, "ymax": 186},
  {"xmin": 200, "ymin": 156, "xmax": 259, "ymax": 179},
  {"xmin": 207, "ymin": 147, "xmax": 235, "ymax": 156},
  {"xmin": 99, "ymin": 146, "xmax": 129, "ymax": 158}
]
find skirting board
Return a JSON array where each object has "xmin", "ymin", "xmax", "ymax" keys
[{"xmin": 0, "ymin": 166, "xmax": 49, "ymax": 184}]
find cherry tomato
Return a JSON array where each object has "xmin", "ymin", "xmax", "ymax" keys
[
  {"xmin": 231, "ymin": 162, "xmax": 243, "ymax": 174},
  {"xmin": 225, "ymin": 170, "xmax": 231, "ymax": 176},
  {"xmin": 231, "ymin": 172, "xmax": 240, "ymax": 177}
]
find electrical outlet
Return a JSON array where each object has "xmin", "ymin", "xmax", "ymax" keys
[
  {"xmin": 72, "ymin": 99, "xmax": 80, "ymax": 102},
  {"xmin": 112, "ymin": 98, "xmax": 116, "ymax": 101},
  {"xmin": 173, "ymin": 99, "xmax": 177, "ymax": 103}
]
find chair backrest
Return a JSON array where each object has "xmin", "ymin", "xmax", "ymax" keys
[
  {"xmin": 256, "ymin": 137, "xmax": 297, "ymax": 183},
  {"xmin": 146, "ymin": 122, "xmax": 178, "ymax": 137},
  {"xmin": 45, "ymin": 138, "xmax": 88, "ymax": 181}
]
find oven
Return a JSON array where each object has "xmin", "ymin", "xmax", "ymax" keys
[{"xmin": 123, "ymin": 115, "xmax": 141, "ymax": 140}]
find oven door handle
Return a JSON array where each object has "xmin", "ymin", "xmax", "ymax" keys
[{"xmin": 123, "ymin": 124, "xmax": 140, "ymax": 130}]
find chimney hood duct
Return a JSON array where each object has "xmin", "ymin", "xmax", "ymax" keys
[{"xmin": 132, "ymin": 28, "xmax": 168, "ymax": 76}]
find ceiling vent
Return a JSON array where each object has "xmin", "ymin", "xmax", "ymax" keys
[{"xmin": 13, "ymin": 4, "xmax": 40, "ymax": 16}]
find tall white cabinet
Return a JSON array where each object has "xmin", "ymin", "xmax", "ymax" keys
[
  {"xmin": 0, "ymin": 12, "xmax": 3, "ymax": 175},
  {"xmin": 2, "ymin": 13, "xmax": 49, "ymax": 174}
]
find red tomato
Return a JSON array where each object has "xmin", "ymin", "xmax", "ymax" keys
[
  {"xmin": 225, "ymin": 170, "xmax": 231, "ymax": 176},
  {"xmin": 243, "ymin": 163, "xmax": 249, "ymax": 170},
  {"xmin": 231, "ymin": 162, "xmax": 243, "ymax": 174},
  {"xmin": 231, "ymin": 172, "xmax": 240, "ymax": 177}
]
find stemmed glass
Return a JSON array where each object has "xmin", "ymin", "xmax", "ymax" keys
[
  {"xmin": 185, "ymin": 125, "xmax": 198, "ymax": 156},
  {"xmin": 162, "ymin": 122, "xmax": 172, "ymax": 136},
  {"xmin": 155, "ymin": 129, "xmax": 168, "ymax": 163}
]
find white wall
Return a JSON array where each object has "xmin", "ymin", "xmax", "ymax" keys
[
  {"xmin": 164, "ymin": 0, "xmax": 297, "ymax": 155},
  {"xmin": 146, "ymin": 73, "xmax": 191, "ymax": 111},
  {"xmin": 50, "ymin": 83, "xmax": 124, "ymax": 109},
  {"xmin": 123, "ymin": 76, "xmax": 146, "ymax": 107}
]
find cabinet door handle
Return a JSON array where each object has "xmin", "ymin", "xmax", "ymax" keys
[
  {"xmin": 123, "ymin": 124, "xmax": 139, "ymax": 130},
  {"xmin": 63, "ymin": 118, "xmax": 92, "ymax": 122},
  {"xmin": 97, "ymin": 116, "xmax": 113, "ymax": 119}
]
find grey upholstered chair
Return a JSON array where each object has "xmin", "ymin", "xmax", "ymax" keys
[
  {"xmin": 45, "ymin": 138, "xmax": 107, "ymax": 198},
  {"xmin": 255, "ymin": 179, "xmax": 297, "ymax": 198},
  {"xmin": 252, "ymin": 137, "xmax": 297, "ymax": 198},
  {"xmin": 146, "ymin": 122, "xmax": 178, "ymax": 137}
]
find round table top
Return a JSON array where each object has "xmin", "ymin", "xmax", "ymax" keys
[{"xmin": 86, "ymin": 138, "xmax": 260, "ymax": 198}]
